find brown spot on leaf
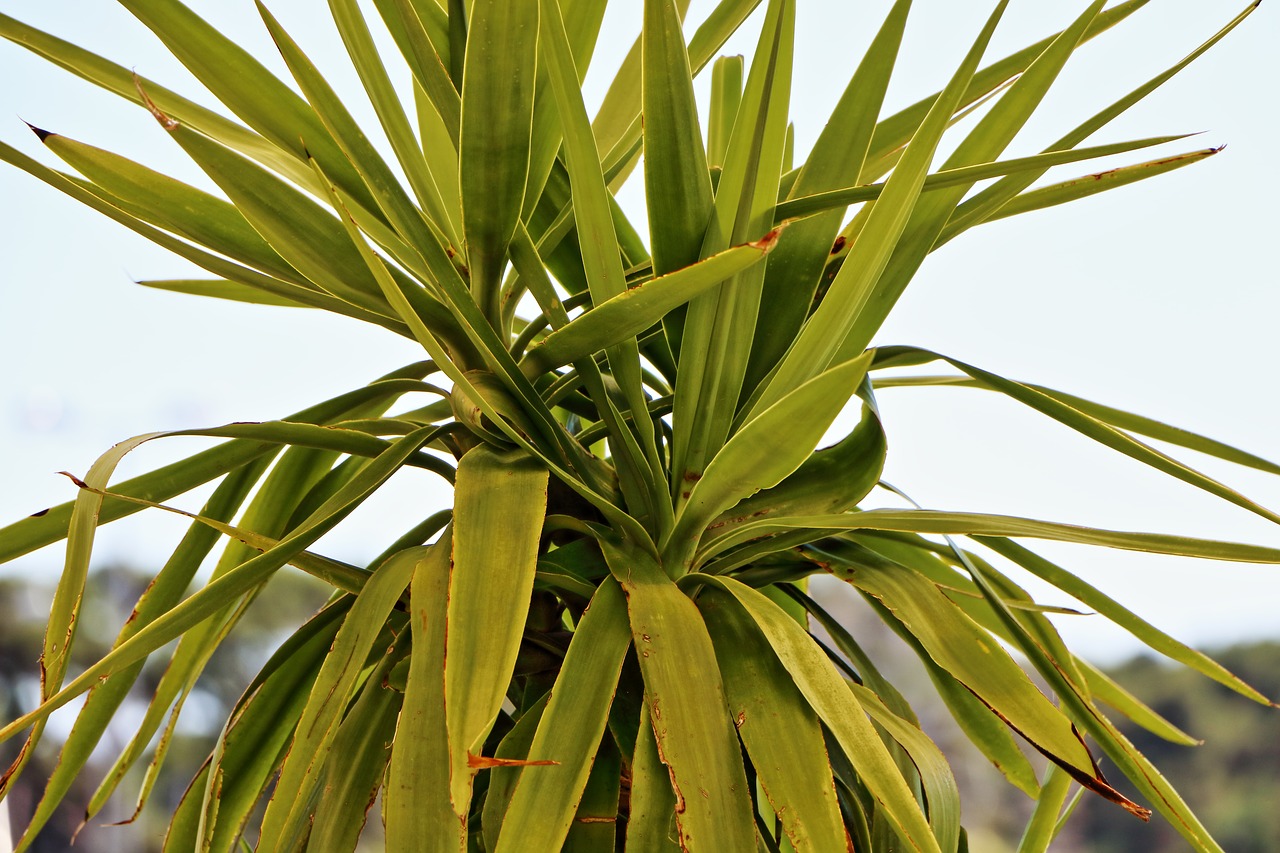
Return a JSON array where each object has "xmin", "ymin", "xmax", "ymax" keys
[
  {"xmin": 29, "ymin": 508, "xmax": 49, "ymax": 518},
  {"xmin": 748, "ymin": 224, "xmax": 787, "ymax": 252},
  {"xmin": 830, "ymin": 235, "xmax": 846, "ymax": 254}
]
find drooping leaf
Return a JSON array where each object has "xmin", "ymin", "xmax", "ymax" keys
[
  {"xmin": 495, "ymin": 578, "xmax": 631, "ymax": 852},
  {"xmin": 385, "ymin": 536, "xmax": 461, "ymax": 852},
  {"xmin": 700, "ymin": 587, "xmax": 850, "ymax": 852},
  {"xmin": 693, "ymin": 575, "xmax": 944, "ymax": 853},
  {"xmin": 600, "ymin": 539, "xmax": 756, "ymax": 852},
  {"xmin": 444, "ymin": 446, "xmax": 549, "ymax": 815},
  {"xmin": 254, "ymin": 545, "xmax": 419, "ymax": 850}
]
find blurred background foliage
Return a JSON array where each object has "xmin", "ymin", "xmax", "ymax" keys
[{"xmin": 3, "ymin": 566, "xmax": 1276, "ymax": 851}]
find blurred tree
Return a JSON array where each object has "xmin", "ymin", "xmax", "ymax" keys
[{"xmin": 0, "ymin": 564, "xmax": 330, "ymax": 852}]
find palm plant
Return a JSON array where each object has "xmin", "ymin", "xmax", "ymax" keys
[{"xmin": 0, "ymin": 1, "xmax": 1275, "ymax": 851}]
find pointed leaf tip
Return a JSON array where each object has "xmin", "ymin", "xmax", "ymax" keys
[
  {"xmin": 56, "ymin": 471, "xmax": 88, "ymax": 489},
  {"xmin": 130, "ymin": 74, "xmax": 177, "ymax": 131},
  {"xmin": 23, "ymin": 122, "xmax": 53, "ymax": 142}
]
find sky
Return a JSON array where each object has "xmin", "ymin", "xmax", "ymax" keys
[{"xmin": 0, "ymin": 0, "xmax": 1277, "ymax": 662}]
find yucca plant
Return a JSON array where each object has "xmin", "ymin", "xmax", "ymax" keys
[{"xmin": 1, "ymin": 1, "xmax": 1275, "ymax": 850}]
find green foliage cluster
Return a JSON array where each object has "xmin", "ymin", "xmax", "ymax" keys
[{"xmin": 0, "ymin": 1, "xmax": 1276, "ymax": 851}]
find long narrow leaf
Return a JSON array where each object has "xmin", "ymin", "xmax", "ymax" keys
[
  {"xmin": 460, "ymin": 0, "xmax": 537, "ymax": 322},
  {"xmin": 600, "ymin": 539, "xmax": 756, "ymax": 852},
  {"xmin": 445, "ymin": 446, "xmax": 549, "ymax": 814},
  {"xmin": 495, "ymin": 578, "xmax": 631, "ymax": 851}
]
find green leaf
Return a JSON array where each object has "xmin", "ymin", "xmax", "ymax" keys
[
  {"xmin": 860, "ymin": 0, "xmax": 1151, "ymax": 178},
  {"xmin": 372, "ymin": 0, "xmax": 460, "ymax": 148},
  {"xmin": 307, "ymin": 647, "xmax": 404, "ymax": 851},
  {"xmin": 874, "ymin": 371, "xmax": 1280, "ymax": 478},
  {"xmin": 495, "ymin": 579, "xmax": 631, "ymax": 852},
  {"xmin": 774, "ymin": 134, "xmax": 1191, "ymax": 222},
  {"xmin": 643, "ymin": 0, "xmax": 713, "ymax": 279},
  {"xmin": 706, "ymin": 508, "xmax": 1280, "ymax": 567},
  {"xmin": 876, "ymin": 347, "xmax": 1280, "ymax": 527},
  {"xmin": 523, "ymin": 0, "xmax": 609, "ymax": 221},
  {"xmin": 978, "ymin": 537, "xmax": 1273, "ymax": 705},
  {"xmin": 700, "ymin": 588, "xmax": 849, "ymax": 852},
  {"xmin": 693, "ymin": 576, "xmax": 942, "ymax": 853},
  {"xmin": 706, "ymin": 55, "xmax": 743, "ymax": 169},
  {"xmin": 481, "ymin": 696, "xmax": 550, "ymax": 852},
  {"xmin": 521, "ymin": 238, "xmax": 777, "ymax": 374},
  {"xmin": 0, "ymin": 368, "xmax": 431, "ymax": 563},
  {"xmin": 157, "ymin": 119, "xmax": 393, "ymax": 318},
  {"xmin": 115, "ymin": 0, "xmax": 377, "ymax": 213},
  {"xmin": 563, "ymin": 736, "xmax": 622, "ymax": 852},
  {"xmin": 978, "ymin": 146, "xmax": 1221, "ymax": 224},
  {"xmin": 709, "ymin": 396, "xmax": 885, "ymax": 536},
  {"xmin": 460, "ymin": 0, "xmax": 538, "ymax": 322},
  {"xmin": 1076, "ymin": 659, "xmax": 1201, "ymax": 747},
  {"xmin": 592, "ymin": 0, "xmax": 762, "ymax": 186},
  {"xmin": 671, "ymin": 0, "xmax": 795, "ymax": 497},
  {"xmin": 1016, "ymin": 765, "xmax": 1074, "ymax": 853},
  {"xmin": 255, "ymin": 546, "xmax": 419, "ymax": 850},
  {"xmin": 817, "ymin": 541, "xmax": 1099, "ymax": 780},
  {"xmin": 643, "ymin": 0, "xmax": 715, "ymax": 364},
  {"xmin": 257, "ymin": 1, "xmax": 452, "ymax": 262},
  {"xmin": 666, "ymin": 353, "xmax": 872, "ymax": 573},
  {"xmin": 445, "ymin": 446, "xmax": 549, "ymax": 815},
  {"xmin": 0, "ymin": 427, "xmax": 439, "ymax": 745},
  {"xmin": 744, "ymin": 2, "xmax": 1009, "ymax": 422},
  {"xmin": 8, "ymin": 459, "xmax": 268, "ymax": 848},
  {"xmin": 164, "ymin": 598, "xmax": 350, "ymax": 852},
  {"xmin": 386, "ymin": 536, "xmax": 462, "ymax": 852},
  {"xmin": 836, "ymin": 0, "xmax": 1107, "ymax": 362},
  {"xmin": 600, "ymin": 539, "xmax": 756, "ymax": 853},
  {"xmin": 942, "ymin": 3, "xmax": 1257, "ymax": 242},
  {"xmin": 37, "ymin": 129, "xmax": 301, "ymax": 283},
  {"xmin": 746, "ymin": 0, "xmax": 910, "ymax": 391},
  {"xmin": 138, "ymin": 278, "xmax": 306, "ymax": 308},
  {"xmin": 624, "ymin": 704, "xmax": 681, "ymax": 852},
  {"xmin": 327, "ymin": 0, "xmax": 459, "ymax": 246},
  {"xmin": 538, "ymin": 0, "xmax": 663, "ymax": 511},
  {"xmin": 0, "ymin": 140, "xmax": 407, "ymax": 332},
  {"xmin": 0, "ymin": 12, "xmax": 323, "ymax": 191},
  {"xmin": 846, "ymin": 681, "xmax": 962, "ymax": 853}
]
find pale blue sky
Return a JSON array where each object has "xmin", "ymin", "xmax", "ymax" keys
[{"xmin": 0, "ymin": 1, "xmax": 1277, "ymax": 660}]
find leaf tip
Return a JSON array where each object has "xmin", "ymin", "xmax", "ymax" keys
[
  {"xmin": 131, "ymin": 72, "xmax": 178, "ymax": 131},
  {"xmin": 22, "ymin": 121, "xmax": 53, "ymax": 142},
  {"xmin": 57, "ymin": 470, "xmax": 88, "ymax": 489}
]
